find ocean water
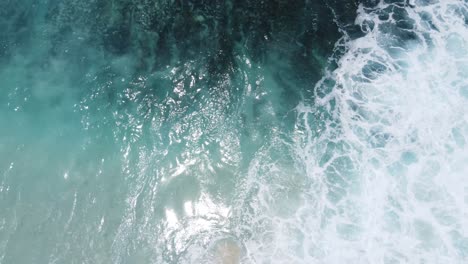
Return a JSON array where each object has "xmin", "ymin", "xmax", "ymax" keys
[{"xmin": 0, "ymin": 0, "xmax": 467, "ymax": 263}]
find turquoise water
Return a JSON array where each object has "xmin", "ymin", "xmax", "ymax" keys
[{"xmin": 1, "ymin": 0, "xmax": 468, "ymax": 263}]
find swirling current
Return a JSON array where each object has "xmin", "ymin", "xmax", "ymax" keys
[{"xmin": 0, "ymin": 0, "xmax": 467, "ymax": 263}]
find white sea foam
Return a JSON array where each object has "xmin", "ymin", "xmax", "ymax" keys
[{"xmin": 236, "ymin": 0, "xmax": 468, "ymax": 263}]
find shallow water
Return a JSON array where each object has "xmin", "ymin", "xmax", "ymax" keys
[{"xmin": 1, "ymin": 0, "xmax": 467, "ymax": 263}]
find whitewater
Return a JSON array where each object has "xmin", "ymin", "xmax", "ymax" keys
[{"xmin": 292, "ymin": 1, "xmax": 468, "ymax": 263}]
